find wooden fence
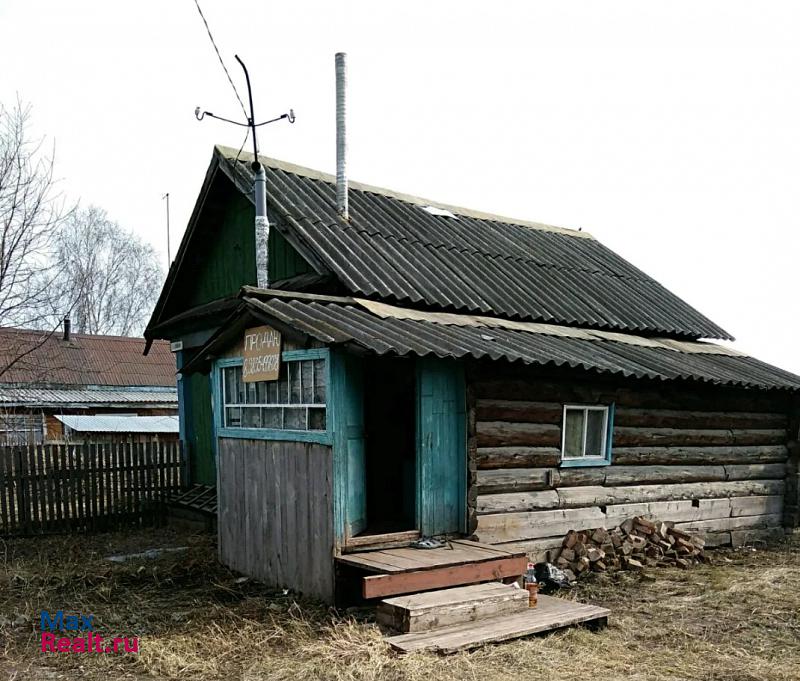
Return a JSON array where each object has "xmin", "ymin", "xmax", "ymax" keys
[{"xmin": 0, "ymin": 441, "xmax": 184, "ymax": 536}]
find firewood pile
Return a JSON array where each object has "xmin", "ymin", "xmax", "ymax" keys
[{"xmin": 555, "ymin": 516, "xmax": 706, "ymax": 581}]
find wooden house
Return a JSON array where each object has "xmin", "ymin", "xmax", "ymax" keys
[
  {"xmin": 0, "ymin": 324, "xmax": 177, "ymax": 444},
  {"xmin": 145, "ymin": 145, "xmax": 800, "ymax": 604}
]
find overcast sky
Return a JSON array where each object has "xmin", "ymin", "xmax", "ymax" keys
[{"xmin": 1, "ymin": 1, "xmax": 798, "ymax": 374}]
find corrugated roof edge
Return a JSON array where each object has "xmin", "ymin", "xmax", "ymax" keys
[
  {"xmin": 180, "ymin": 288, "xmax": 800, "ymax": 392},
  {"xmin": 215, "ymin": 145, "xmax": 593, "ymax": 240}
]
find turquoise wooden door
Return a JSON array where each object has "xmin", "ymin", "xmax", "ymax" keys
[
  {"xmin": 332, "ymin": 352, "xmax": 367, "ymax": 539},
  {"xmin": 416, "ymin": 359, "xmax": 466, "ymax": 536}
]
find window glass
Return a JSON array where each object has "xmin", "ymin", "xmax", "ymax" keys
[
  {"xmin": 221, "ymin": 357, "xmax": 327, "ymax": 432},
  {"xmin": 562, "ymin": 405, "xmax": 609, "ymax": 460},
  {"xmin": 563, "ymin": 409, "xmax": 584, "ymax": 458},
  {"xmin": 585, "ymin": 410, "xmax": 606, "ymax": 457}
]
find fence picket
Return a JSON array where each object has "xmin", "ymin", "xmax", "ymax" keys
[
  {"xmin": 26, "ymin": 446, "xmax": 39, "ymax": 530},
  {"xmin": 0, "ymin": 441, "xmax": 183, "ymax": 536}
]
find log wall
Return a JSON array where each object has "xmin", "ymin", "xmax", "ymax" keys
[
  {"xmin": 217, "ymin": 438, "xmax": 335, "ymax": 602},
  {"xmin": 467, "ymin": 368, "xmax": 796, "ymax": 561}
]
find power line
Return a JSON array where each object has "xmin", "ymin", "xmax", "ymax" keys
[{"xmin": 191, "ymin": 0, "xmax": 248, "ymax": 119}]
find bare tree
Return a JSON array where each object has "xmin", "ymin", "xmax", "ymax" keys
[
  {"xmin": 0, "ymin": 99, "xmax": 67, "ymax": 330},
  {"xmin": 51, "ymin": 206, "xmax": 164, "ymax": 336}
]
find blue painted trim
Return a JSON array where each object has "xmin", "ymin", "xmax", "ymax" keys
[
  {"xmin": 175, "ymin": 350, "xmax": 191, "ymax": 485},
  {"xmin": 559, "ymin": 402, "xmax": 615, "ymax": 468},
  {"xmin": 212, "ymin": 349, "xmax": 331, "ymax": 445}
]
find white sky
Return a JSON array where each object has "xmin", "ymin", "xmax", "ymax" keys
[{"xmin": 1, "ymin": 1, "xmax": 798, "ymax": 374}]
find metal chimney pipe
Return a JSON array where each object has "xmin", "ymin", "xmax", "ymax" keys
[
  {"xmin": 335, "ymin": 52, "xmax": 349, "ymax": 221},
  {"xmin": 63, "ymin": 316, "xmax": 71, "ymax": 342},
  {"xmin": 254, "ymin": 165, "xmax": 269, "ymax": 288}
]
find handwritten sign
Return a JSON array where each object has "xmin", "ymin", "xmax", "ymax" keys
[{"xmin": 242, "ymin": 325, "xmax": 282, "ymax": 382}]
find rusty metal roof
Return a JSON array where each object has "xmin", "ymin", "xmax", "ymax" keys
[
  {"xmin": 190, "ymin": 289, "xmax": 800, "ymax": 392},
  {"xmin": 0, "ymin": 327, "xmax": 176, "ymax": 387},
  {"xmin": 217, "ymin": 147, "xmax": 733, "ymax": 341}
]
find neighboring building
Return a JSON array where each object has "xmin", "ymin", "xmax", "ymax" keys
[
  {"xmin": 0, "ymin": 324, "xmax": 177, "ymax": 444},
  {"xmin": 55, "ymin": 414, "xmax": 179, "ymax": 443},
  {"xmin": 145, "ymin": 145, "xmax": 800, "ymax": 603}
]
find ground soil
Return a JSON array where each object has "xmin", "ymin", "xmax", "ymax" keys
[{"xmin": 1, "ymin": 526, "xmax": 798, "ymax": 680}]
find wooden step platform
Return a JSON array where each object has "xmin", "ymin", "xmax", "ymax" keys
[
  {"xmin": 336, "ymin": 540, "xmax": 527, "ymax": 599},
  {"xmin": 386, "ymin": 594, "xmax": 610, "ymax": 654},
  {"xmin": 378, "ymin": 582, "xmax": 529, "ymax": 633}
]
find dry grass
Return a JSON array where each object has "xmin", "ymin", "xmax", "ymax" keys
[{"xmin": 1, "ymin": 527, "xmax": 798, "ymax": 681}]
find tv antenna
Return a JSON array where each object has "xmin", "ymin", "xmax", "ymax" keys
[{"xmin": 195, "ymin": 55, "xmax": 295, "ymax": 288}]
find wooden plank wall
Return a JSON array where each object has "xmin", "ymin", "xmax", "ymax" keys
[
  {"xmin": 217, "ymin": 438, "xmax": 335, "ymax": 602},
  {"xmin": 466, "ymin": 369, "xmax": 794, "ymax": 561}
]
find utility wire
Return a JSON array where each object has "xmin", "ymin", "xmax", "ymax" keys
[
  {"xmin": 234, "ymin": 128, "xmax": 250, "ymax": 165},
  {"xmin": 191, "ymin": 0, "xmax": 248, "ymax": 119}
]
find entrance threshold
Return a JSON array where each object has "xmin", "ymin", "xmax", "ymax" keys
[{"xmin": 344, "ymin": 530, "xmax": 421, "ymax": 553}]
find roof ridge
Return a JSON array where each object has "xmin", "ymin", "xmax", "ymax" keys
[{"xmin": 215, "ymin": 145, "xmax": 592, "ymax": 240}]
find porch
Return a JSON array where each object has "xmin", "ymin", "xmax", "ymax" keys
[{"xmin": 336, "ymin": 539, "xmax": 527, "ymax": 600}]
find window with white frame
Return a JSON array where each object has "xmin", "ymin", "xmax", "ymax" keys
[
  {"xmin": 0, "ymin": 412, "xmax": 44, "ymax": 445},
  {"xmin": 561, "ymin": 405, "xmax": 609, "ymax": 461},
  {"xmin": 221, "ymin": 357, "xmax": 326, "ymax": 432}
]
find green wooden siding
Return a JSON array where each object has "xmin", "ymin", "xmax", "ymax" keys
[
  {"xmin": 187, "ymin": 192, "xmax": 258, "ymax": 308},
  {"xmin": 269, "ymin": 226, "xmax": 314, "ymax": 282},
  {"xmin": 185, "ymin": 369, "xmax": 216, "ymax": 486}
]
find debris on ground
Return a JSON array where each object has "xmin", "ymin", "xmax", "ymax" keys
[
  {"xmin": 106, "ymin": 546, "xmax": 189, "ymax": 563},
  {"xmin": 556, "ymin": 516, "xmax": 706, "ymax": 580}
]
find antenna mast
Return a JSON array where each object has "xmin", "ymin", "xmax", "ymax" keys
[
  {"xmin": 195, "ymin": 56, "xmax": 295, "ymax": 289},
  {"xmin": 162, "ymin": 192, "xmax": 171, "ymax": 267}
]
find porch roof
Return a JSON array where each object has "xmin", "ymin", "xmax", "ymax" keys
[{"xmin": 185, "ymin": 288, "xmax": 800, "ymax": 392}]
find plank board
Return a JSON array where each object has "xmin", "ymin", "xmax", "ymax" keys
[
  {"xmin": 362, "ymin": 556, "xmax": 528, "ymax": 599},
  {"xmin": 378, "ymin": 582, "xmax": 528, "ymax": 633},
  {"xmin": 386, "ymin": 594, "xmax": 610, "ymax": 653},
  {"xmin": 337, "ymin": 540, "xmax": 523, "ymax": 574}
]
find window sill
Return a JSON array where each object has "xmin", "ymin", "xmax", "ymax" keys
[
  {"xmin": 217, "ymin": 427, "xmax": 333, "ymax": 445},
  {"xmin": 560, "ymin": 457, "xmax": 611, "ymax": 468}
]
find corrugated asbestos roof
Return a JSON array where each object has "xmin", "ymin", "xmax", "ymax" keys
[
  {"xmin": 194, "ymin": 289, "xmax": 800, "ymax": 392},
  {"xmin": 0, "ymin": 387, "xmax": 177, "ymax": 407},
  {"xmin": 218, "ymin": 147, "xmax": 732, "ymax": 341},
  {"xmin": 0, "ymin": 327, "xmax": 176, "ymax": 387},
  {"xmin": 56, "ymin": 415, "xmax": 179, "ymax": 434}
]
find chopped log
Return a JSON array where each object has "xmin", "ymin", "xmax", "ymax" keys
[
  {"xmin": 603, "ymin": 465, "xmax": 727, "ymax": 486},
  {"xmin": 724, "ymin": 463, "xmax": 788, "ymax": 481},
  {"xmin": 612, "ymin": 445, "xmax": 788, "ymax": 466},
  {"xmin": 556, "ymin": 480, "xmax": 785, "ymax": 509},
  {"xmin": 475, "ymin": 399, "xmax": 562, "ymax": 424},
  {"xmin": 674, "ymin": 513, "xmax": 783, "ymax": 535},
  {"xmin": 614, "ymin": 407, "xmax": 787, "ymax": 430},
  {"xmin": 476, "ymin": 507, "xmax": 606, "ymax": 544},
  {"xmin": 605, "ymin": 498, "xmax": 733, "ymax": 524},
  {"xmin": 476, "ymin": 468, "xmax": 552, "ymax": 494},
  {"xmin": 469, "ymin": 375, "xmax": 787, "ymax": 413},
  {"xmin": 476, "ymin": 422, "xmax": 560, "ymax": 448},
  {"xmin": 612, "ymin": 427, "xmax": 786, "ymax": 448},
  {"xmin": 477, "ymin": 490, "xmax": 559, "ymax": 514},
  {"xmin": 476, "ymin": 447, "xmax": 561, "ymax": 470}
]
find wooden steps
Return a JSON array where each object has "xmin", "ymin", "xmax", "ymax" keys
[
  {"xmin": 336, "ymin": 540, "xmax": 528, "ymax": 599},
  {"xmin": 377, "ymin": 582, "xmax": 529, "ymax": 633},
  {"xmin": 385, "ymin": 594, "xmax": 610, "ymax": 654}
]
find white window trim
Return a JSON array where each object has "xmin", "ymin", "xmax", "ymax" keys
[
  {"xmin": 221, "ymin": 359, "xmax": 327, "ymax": 432},
  {"xmin": 561, "ymin": 404, "xmax": 609, "ymax": 461}
]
